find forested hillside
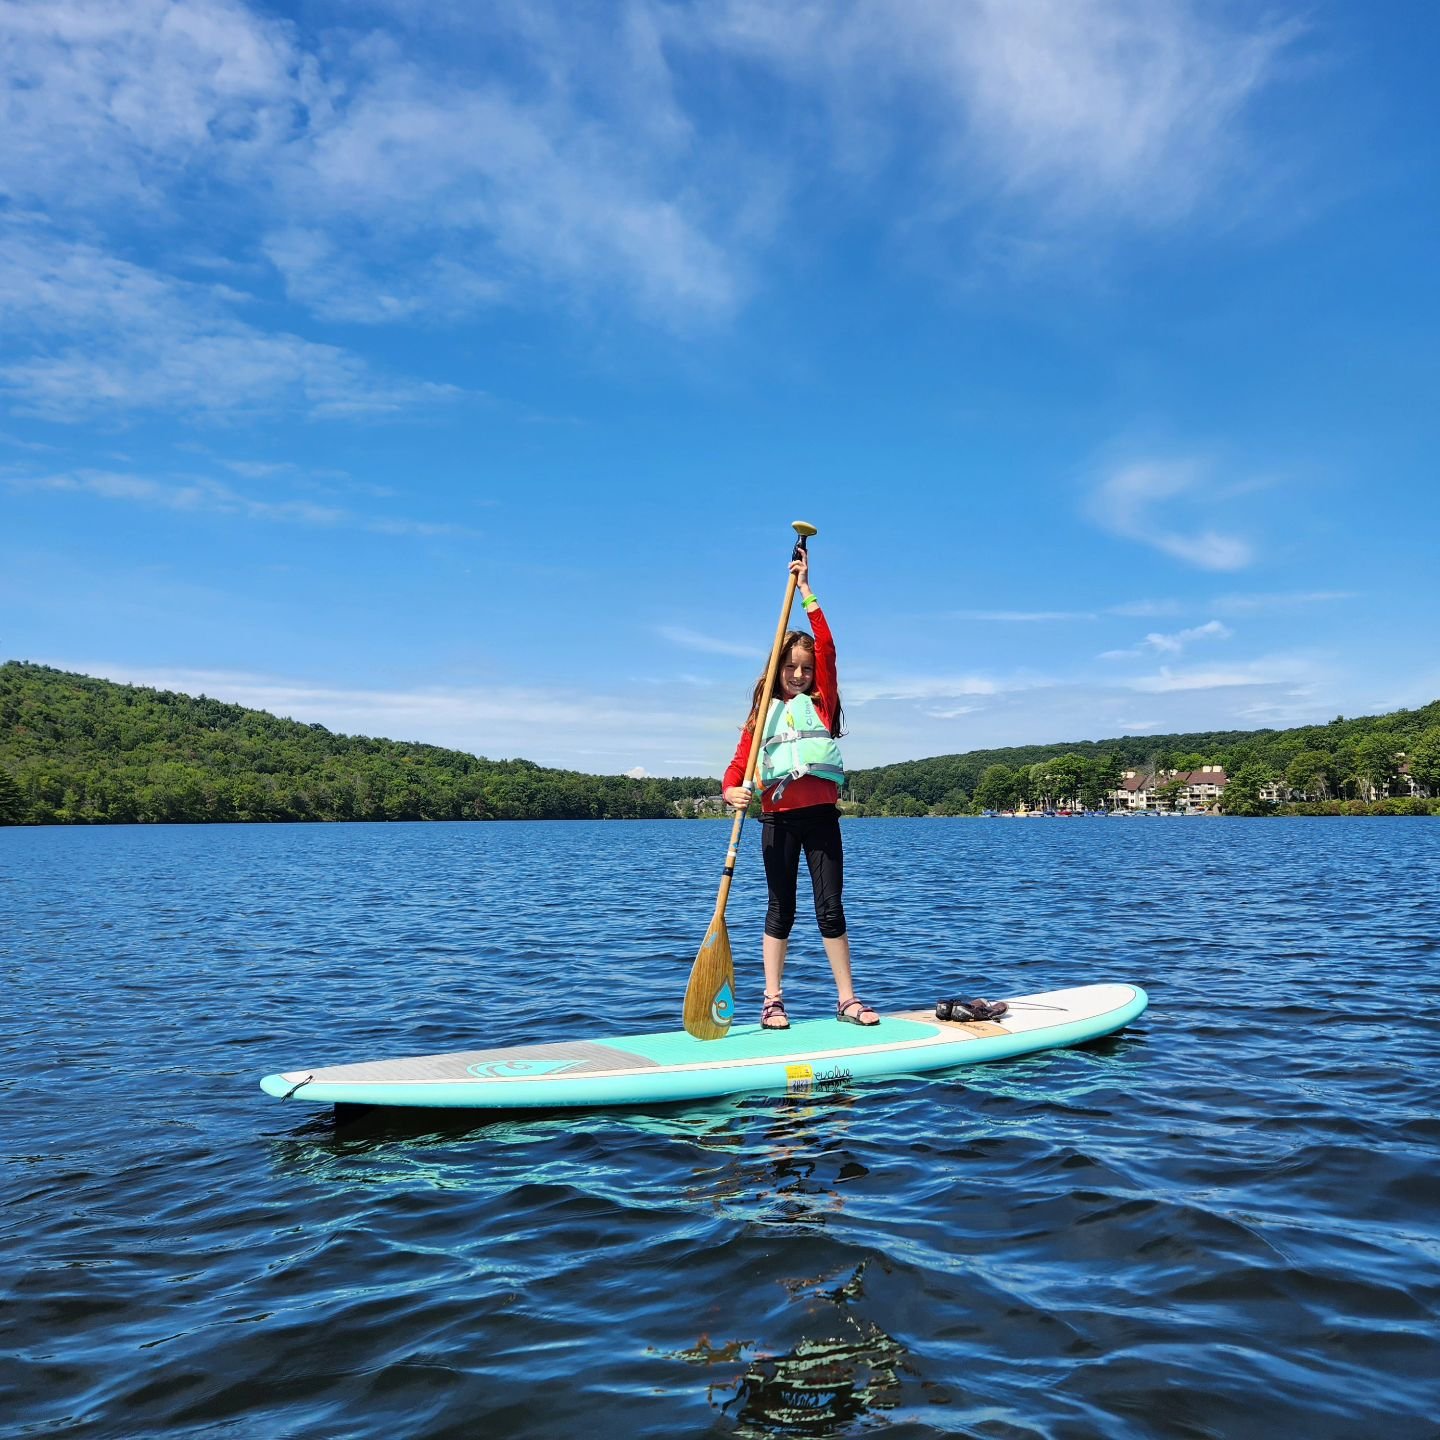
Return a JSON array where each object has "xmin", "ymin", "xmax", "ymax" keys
[
  {"xmin": 0, "ymin": 663, "xmax": 718, "ymax": 825},
  {"xmin": 3, "ymin": 660, "xmax": 1437, "ymax": 825},
  {"xmin": 844, "ymin": 702, "xmax": 1440, "ymax": 816}
]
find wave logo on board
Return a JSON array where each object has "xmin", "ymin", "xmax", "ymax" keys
[
  {"xmin": 711, "ymin": 981, "xmax": 735, "ymax": 1027},
  {"xmin": 465, "ymin": 1058, "xmax": 578, "ymax": 1079}
]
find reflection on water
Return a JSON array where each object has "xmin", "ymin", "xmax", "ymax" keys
[
  {"xmin": 727, "ymin": 1321, "xmax": 907, "ymax": 1436},
  {"xmin": 667, "ymin": 1258, "xmax": 911, "ymax": 1437},
  {"xmin": 267, "ymin": 1091, "xmax": 873, "ymax": 1234}
]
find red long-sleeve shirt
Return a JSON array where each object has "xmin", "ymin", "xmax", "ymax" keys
[{"xmin": 723, "ymin": 601, "xmax": 841, "ymax": 813}]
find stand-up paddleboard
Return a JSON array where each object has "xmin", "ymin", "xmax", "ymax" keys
[{"xmin": 259, "ymin": 982, "xmax": 1147, "ymax": 1112}]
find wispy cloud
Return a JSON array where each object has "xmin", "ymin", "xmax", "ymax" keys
[
  {"xmin": 0, "ymin": 230, "xmax": 459, "ymax": 420},
  {"xmin": 0, "ymin": 0, "xmax": 1299, "ymax": 364},
  {"xmin": 847, "ymin": 674, "xmax": 1020, "ymax": 705},
  {"xmin": 683, "ymin": 0, "xmax": 1297, "ymax": 229},
  {"xmin": 1211, "ymin": 590, "xmax": 1355, "ymax": 615},
  {"xmin": 1101, "ymin": 618, "xmax": 1233, "ymax": 660},
  {"xmin": 9, "ymin": 467, "xmax": 478, "ymax": 537},
  {"xmin": 0, "ymin": 429, "xmax": 58, "ymax": 453},
  {"xmin": 922, "ymin": 704, "xmax": 982, "ymax": 720},
  {"xmin": 1086, "ymin": 458, "xmax": 1255, "ymax": 570},
  {"xmin": 0, "ymin": 1, "xmax": 748, "ymax": 333},
  {"xmin": 955, "ymin": 610, "xmax": 1097, "ymax": 622},
  {"xmin": 1105, "ymin": 591, "xmax": 1352, "ymax": 622},
  {"xmin": 1127, "ymin": 653, "xmax": 1322, "ymax": 694},
  {"xmin": 1107, "ymin": 598, "xmax": 1187, "ymax": 618},
  {"xmin": 656, "ymin": 624, "xmax": 760, "ymax": 659},
  {"xmin": 261, "ymin": 228, "xmax": 506, "ymax": 324}
]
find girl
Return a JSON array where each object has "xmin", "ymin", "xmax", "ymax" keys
[{"xmin": 722, "ymin": 553, "xmax": 877, "ymax": 1030}]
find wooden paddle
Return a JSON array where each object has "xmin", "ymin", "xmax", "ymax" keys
[{"xmin": 683, "ymin": 520, "xmax": 818, "ymax": 1039}]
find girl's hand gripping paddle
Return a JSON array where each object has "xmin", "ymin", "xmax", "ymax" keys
[{"xmin": 683, "ymin": 520, "xmax": 818, "ymax": 1040}]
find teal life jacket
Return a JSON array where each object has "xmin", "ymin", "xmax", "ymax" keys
[{"xmin": 759, "ymin": 692, "xmax": 845, "ymax": 799}]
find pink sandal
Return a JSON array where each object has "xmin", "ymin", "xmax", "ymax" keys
[
  {"xmin": 837, "ymin": 997, "xmax": 879, "ymax": 1027},
  {"xmin": 761, "ymin": 992, "xmax": 790, "ymax": 1030}
]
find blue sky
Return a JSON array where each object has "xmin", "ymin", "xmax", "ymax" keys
[{"xmin": 3, "ymin": 0, "xmax": 1437, "ymax": 777}]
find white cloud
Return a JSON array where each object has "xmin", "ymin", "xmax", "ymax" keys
[
  {"xmin": 1211, "ymin": 590, "xmax": 1355, "ymax": 615},
  {"xmin": 847, "ymin": 674, "xmax": 1008, "ymax": 705},
  {"xmin": 656, "ymin": 624, "xmax": 760, "ymax": 658},
  {"xmin": 0, "ymin": 0, "xmax": 1298, "ymax": 356},
  {"xmin": 0, "ymin": 230, "xmax": 457, "ymax": 419},
  {"xmin": 1086, "ymin": 458, "xmax": 1255, "ymax": 571},
  {"xmin": 274, "ymin": 72, "xmax": 742, "ymax": 323},
  {"xmin": 1128, "ymin": 654, "xmax": 1320, "ymax": 693},
  {"xmin": 1148, "ymin": 620, "xmax": 1232, "ymax": 653},
  {"xmin": 922, "ymin": 705, "xmax": 982, "ymax": 720},
  {"xmin": 681, "ymin": 0, "xmax": 1296, "ymax": 226},
  {"xmin": 0, "ymin": 1, "xmax": 747, "ymax": 329},
  {"xmin": 955, "ymin": 610, "xmax": 1097, "ymax": 622},
  {"xmin": 1107, "ymin": 598, "xmax": 1186, "ymax": 618},
  {"xmin": 1101, "ymin": 618, "xmax": 1232, "ymax": 660},
  {"xmin": 8, "ymin": 465, "xmax": 477, "ymax": 536},
  {"xmin": 0, "ymin": 0, "xmax": 309, "ymax": 212},
  {"xmin": 261, "ymin": 227, "xmax": 505, "ymax": 324}
]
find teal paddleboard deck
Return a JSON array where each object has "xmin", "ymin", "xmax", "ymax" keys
[{"xmin": 259, "ymin": 982, "xmax": 1147, "ymax": 1111}]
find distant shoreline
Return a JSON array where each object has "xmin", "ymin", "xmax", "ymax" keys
[
  {"xmin": 4, "ymin": 803, "xmax": 1436, "ymax": 829},
  {"xmin": 3, "ymin": 660, "xmax": 1437, "ymax": 826}
]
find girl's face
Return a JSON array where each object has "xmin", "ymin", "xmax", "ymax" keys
[{"xmin": 779, "ymin": 646, "xmax": 815, "ymax": 698}]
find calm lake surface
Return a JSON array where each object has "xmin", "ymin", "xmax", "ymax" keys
[{"xmin": 3, "ymin": 817, "xmax": 1438, "ymax": 1439}]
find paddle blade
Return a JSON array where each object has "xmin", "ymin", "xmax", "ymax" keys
[{"xmin": 683, "ymin": 915, "xmax": 736, "ymax": 1040}]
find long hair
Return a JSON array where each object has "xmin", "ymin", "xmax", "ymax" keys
[{"xmin": 742, "ymin": 630, "xmax": 844, "ymax": 737}]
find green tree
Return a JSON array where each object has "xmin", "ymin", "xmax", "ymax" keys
[
  {"xmin": 1081, "ymin": 754, "xmax": 1124, "ymax": 810},
  {"xmin": 932, "ymin": 788, "xmax": 971, "ymax": 816},
  {"xmin": 1224, "ymin": 742, "xmax": 1262, "ymax": 773},
  {"xmin": 1352, "ymin": 731, "xmax": 1401, "ymax": 802},
  {"xmin": 1220, "ymin": 762, "xmax": 1275, "ymax": 816},
  {"xmin": 1153, "ymin": 778, "xmax": 1186, "ymax": 811},
  {"xmin": 1045, "ymin": 753, "xmax": 1087, "ymax": 808},
  {"xmin": 0, "ymin": 766, "xmax": 24, "ymax": 824},
  {"xmin": 974, "ymin": 764, "xmax": 1015, "ymax": 811},
  {"xmin": 1408, "ymin": 727, "xmax": 1440, "ymax": 796},
  {"xmin": 1285, "ymin": 750, "xmax": 1335, "ymax": 801},
  {"xmin": 1013, "ymin": 766, "xmax": 1038, "ymax": 810}
]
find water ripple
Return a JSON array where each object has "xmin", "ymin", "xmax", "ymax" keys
[{"xmin": 2, "ymin": 818, "xmax": 1438, "ymax": 1437}]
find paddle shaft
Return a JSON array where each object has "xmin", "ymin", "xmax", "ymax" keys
[{"xmin": 709, "ymin": 542, "xmax": 808, "ymax": 922}]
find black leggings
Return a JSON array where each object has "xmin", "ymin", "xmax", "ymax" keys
[{"xmin": 760, "ymin": 804, "xmax": 847, "ymax": 940}]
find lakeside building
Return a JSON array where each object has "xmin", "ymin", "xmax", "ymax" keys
[
  {"xmin": 1112, "ymin": 766, "xmax": 1239, "ymax": 813},
  {"xmin": 1108, "ymin": 760, "xmax": 1427, "ymax": 812}
]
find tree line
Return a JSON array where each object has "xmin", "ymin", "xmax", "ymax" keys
[
  {"xmin": 841, "ymin": 705, "xmax": 1440, "ymax": 817},
  {"xmin": 3, "ymin": 660, "xmax": 1437, "ymax": 826},
  {"xmin": 0, "ymin": 663, "xmax": 718, "ymax": 825}
]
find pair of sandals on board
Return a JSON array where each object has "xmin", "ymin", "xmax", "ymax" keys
[
  {"xmin": 761, "ymin": 993, "xmax": 878, "ymax": 1030},
  {"xmin": 935, "ymin": 997, "xmax": 1008, "ymax": 1023}
]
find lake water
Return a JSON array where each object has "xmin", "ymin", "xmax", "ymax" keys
[{"xmin": 3, "ymin": 817, "xmax": 1438, "ymax": 1438}]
